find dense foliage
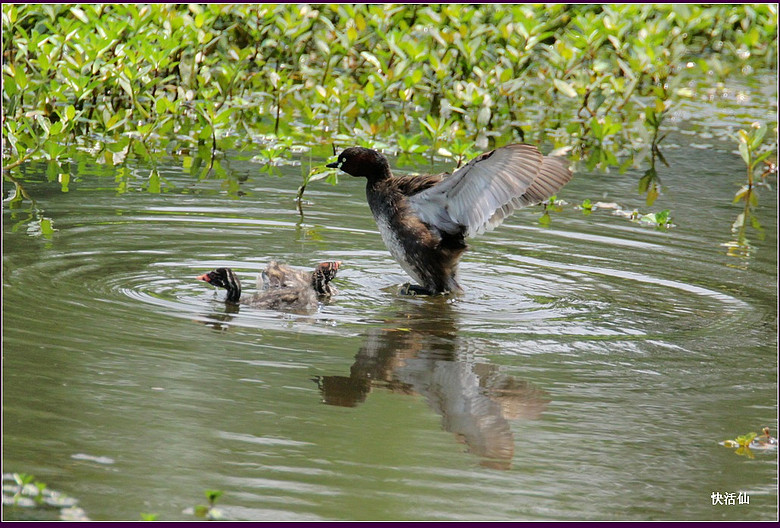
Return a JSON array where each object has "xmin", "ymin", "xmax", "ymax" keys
[
  {"xmin": 2, "ymin": 3, "xmax": 777, "ymax": 240},
  {"xmin": 3, "ymin": 4, "xmax": 775, "ymax": 162}
]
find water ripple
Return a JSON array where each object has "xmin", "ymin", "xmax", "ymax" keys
[{"xmin": 3, "ymin": 202, "xmax": 758, "ymax": 346}]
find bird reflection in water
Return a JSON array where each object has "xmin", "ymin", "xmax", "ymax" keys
[
  {"xmin": 314, "ymin": 299, "xmax": 550, "ymax": 470},
  {"xmin": 196, "ymin": 302, "xmax": 241, "ymax": 332}
]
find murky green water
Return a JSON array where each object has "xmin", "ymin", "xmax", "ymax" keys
[{"xmin": 3, "ymin": 76, "xmax": 777, "ymax": 521}]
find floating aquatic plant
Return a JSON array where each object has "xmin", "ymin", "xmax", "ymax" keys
[{"xmin": 720, "ymin": 427, "xmax": 778, "ymax": 458}]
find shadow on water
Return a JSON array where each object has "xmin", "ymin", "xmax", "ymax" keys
[{"xmin": 313, "ymin": 297, "xmax": 550, "ymax": 470}]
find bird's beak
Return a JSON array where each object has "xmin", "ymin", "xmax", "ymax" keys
[
  {"xmin": 325, "ymin": 161, "xmax": 339, "ymax": 169},
  {"xmin": 197, "ymin": 273, "xmax": 211, "ymax": 282}
]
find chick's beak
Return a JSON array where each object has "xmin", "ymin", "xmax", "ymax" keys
[{"xmin": 196, "ymin": 273, "xmax": 211, "ymax": 282}]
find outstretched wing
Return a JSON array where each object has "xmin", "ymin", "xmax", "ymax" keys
[{"xmin": 408, "ymin": 144, "xmax": 572, "ymax": 238}]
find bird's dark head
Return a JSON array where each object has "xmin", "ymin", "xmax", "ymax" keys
[
  {"xmin": 326, "ymin": 147, "xmax": 390, "ymax": 179},
  {"xmin": 311, "ymin": 261, "xmax": 341, "ymax": 295},
  {"xmin": 197, "ymin": 267, "xmax": 241, "ymax": 302}
]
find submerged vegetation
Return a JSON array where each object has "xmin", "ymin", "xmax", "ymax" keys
[{"xmin": 2, "ymin": 4, "xmax": 777, "ymax": 247}]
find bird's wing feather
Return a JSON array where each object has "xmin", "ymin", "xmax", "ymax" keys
[
  {"xmin": 408, "ymin": 144, "xmax": 572, "ymax": 238},
  {"xmin": 392, "ymin": 173, "xmax": 445, "ymax": 196}
]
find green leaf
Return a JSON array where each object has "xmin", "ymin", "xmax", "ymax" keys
[
  {"xmin": 40, "ymin": 218, "xmax": 54, "ymax": 238},
  {"xmin": 49, "ymin": 121, "xmax": 63, "ymax": 136},
  {"xmin": 360, "ymin": 51, "xmax": 382, "ymax": 71},
  {"xmin": 69, "ymin": 6, "xmax": 89, "ymax": 23},
  {"xmin": 155, "ymin": 97, "xmax": 168, "ymax": 114},
  {"xmin": 314, "ymin": 38, "xmax": 329, "ymax": 56},
  {"xmin": 214, "ymin": 107, "xmax": 233, "ymax": 126},
  {"xmin": 117, "ymin": 76, "xmax": 133, "ymax": 99},
  {"xmin": 499, "ymin": 67, "xmax": 513, "ymax": 83},
  {"xmin": 553, "ymin": 79, "xmax": 577, "ymax": 98},
  {"xmin": 6, "ymin": 5, "xmax": 17, "ymax": 24},
  {"xmin": 35, "ymin": 114, "xmax": 50, "ymax": 135},
  {"xmin": 735, "ymin": 432, "xmax": 757, "ymax": 446},
  {"xmin": 644, "ymin": 108, "xmax": 657, "ymax": 127},
  {"xmin": 738, "ymin": 140, "xmax": 750, "ymax": 165},
  {"xmin": 205, "ymin": 489, "xmax": 223, "ymax": 503},
  {"xmin": 14, "ymin": 473, "xmax": 35, "ymax": 486},
  {"xmin": 654, "ymin": 209, "xmax": 670, "ymax": 226},
  {"xmin": 753, "ymin": 150, "xmax": 772, "ymax": 167},
  {"xmin": 3, "ymin": 74, "xmax": 17, "ymax": 96},
  {"xmin": 37, "ymin": 52, "xmax": 50, "ymax": 72},
  {"xmin": 147, "ymin": 170, "xmax": 161, "ymax": 193},
  {"xmin": 638, "ymin": 168, "xmax": 655, "ymax": 194},
  {"xmin": 65, "ymin": 105, "xmax": 76, "ymax": 123},
  {"xmin": 646, "ymin": 185, "xmax": 659, "ymax": 206},
  {"xmin": 306, "ymin": 167, "xmax": 332, "ymax": 184},
  {"xmin": 749, "ymin": 122, "xmax": 767, "ymax": 150},
  {"xmin": 675, "ymin": 87, "xmax": 693, "ymax": 98},
  {"xmin": 198, "ymin": 124, "xmax": 213, "ymax": 141},
  {"xmin": 14, "ymin": 66, "xmax": 27, "ymax": 90},
  {"xmin": 733, "ymin": 184, "xmax": 750, "ymax": 203},
  {"xmin": 417, "ymin": 117, "xmax": 436, "ymax": 136},
  {"xmin": 59, "ymin": 172, "xmax": 70, "ymax": 192},
  {"xmin": 105, "ymin": 113, "xmax": 125, "ymax": 131}
]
